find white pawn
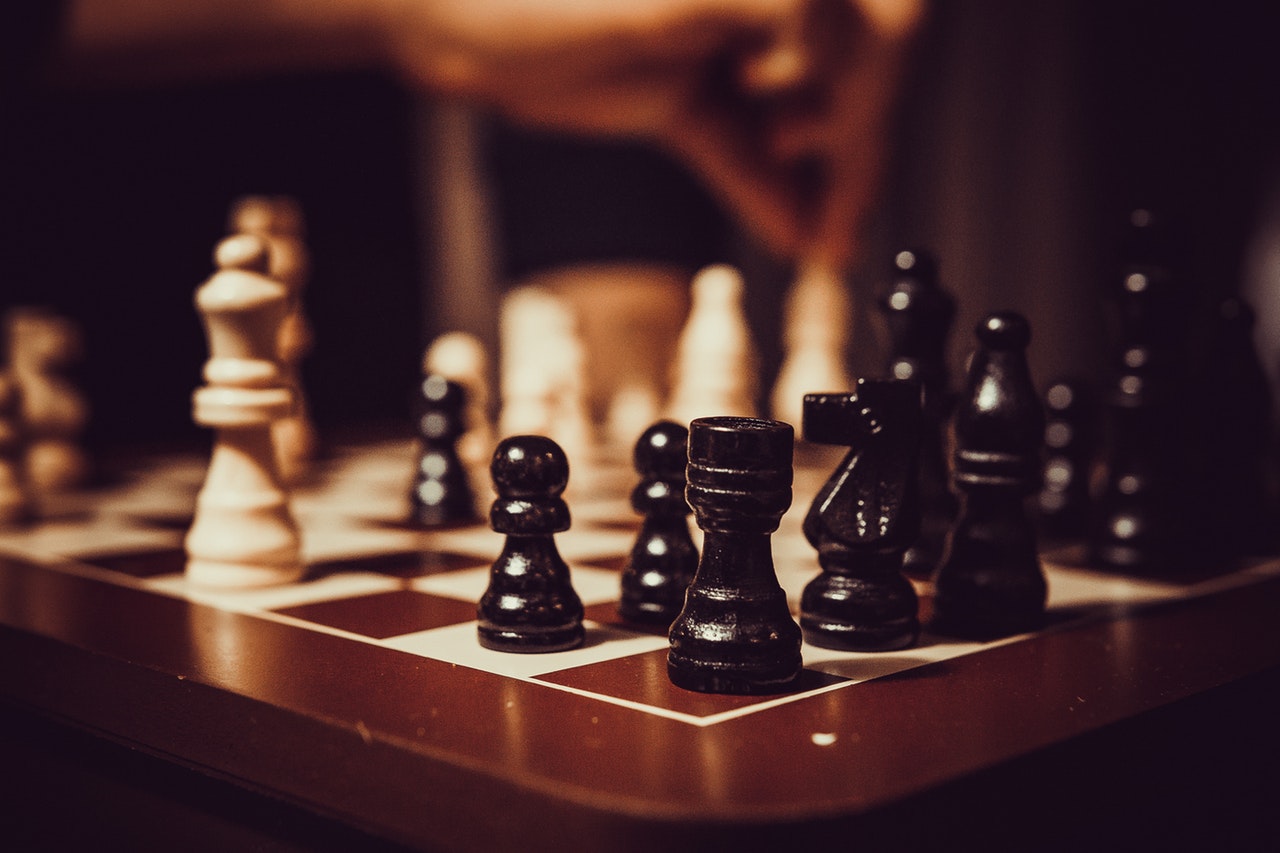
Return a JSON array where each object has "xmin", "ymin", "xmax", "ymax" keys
[
  {"xmin": 185, "ymin": 234, "xmax": 303, "ymax": 588},
  {"xmin": 497, "ymin": 286, "xmax": 593, "ymax": 459},
  {"xmin": 424, "ymin": 331, "xmax": 493, "ymax": 467},
  {"xmin": 666, "ymin": 264, "xmax": 759, "ymax": 426},
  {"xmin": 770, "ymin": 257, "xmax": 853, "ymax": 427},
  {"xmin": 0, "ymin": 373, "xmax": 33, "ymax": 526},
  {"xmin": 6, "ymin": 307, "xmax": 91, "ymax": 492},
  {"xmin": 229, "ymin": 195, "xmax": 317, "ymax": 484}
]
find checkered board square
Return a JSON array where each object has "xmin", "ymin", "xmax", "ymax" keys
[{"xmin": 5, "ymin": 439, "xmax": 1278, "ymax": 729}]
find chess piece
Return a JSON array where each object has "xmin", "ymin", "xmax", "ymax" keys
[
  {"xmin": 498, "ymin": 286, "xmax": 593, "ymax": 458},
  {"xmin": 185, "ymin": 234, "xmax": 304, "ymax": 588},
  {"xmin": 770, "ymin": 257, "xmax": 853, "ymax": 427},
  {"xmin": 1090, "ymin": 212, "xmax": 1195, "ymax": 573},
  {"xmin": 230, "ymin": 195, "xmax": 317, "ymax": 483},
  {"xmin": 409, "ymin": 374, "xmax": 478, "ymax": 527},
  {"xmin": 478, "ymin": 435, "xmax": 584, "ymax": 652},
  {"xmin": 668, "ymin": 416, "xmax": 801, "ymax": 694},
  {"xmin": 1036, "ymin": 379, "xmax": 1096, "ymax": 541},
  {"xmin": 618, "ymin": 421, "xmax": 698, "ymax": 625},
  {"xmin": 877, "ymin": 248, "xmax": 956, "ymax": 578},
  {"xmin": 425, "ymin": 331, "xmax": 494, "ymax": 469},
  {"xmin": 667, "ymin": 265, "xmax": 759, "ymax": 425},
  {"xmin": 6, "ymin": 307, "xmax": 91, "ymax": 492},
  {"xmin": 0, "ymin": 373, "xmax": 33, "ymax": 526},
  {"xmin": 510, "ymin": 263, "xmax": 687, "ymax": 451},
  {"xmin": 933, "ymin": 313, "xmax": 1046, "ymax": 638},
  {"xmin": 800, "ymin": 382, "xmax": 923, "ymax": 651}
]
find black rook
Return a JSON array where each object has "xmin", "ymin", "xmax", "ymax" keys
[{"xmin": 668, "ymin": 417, "xmax": 801, "ymax": 694}]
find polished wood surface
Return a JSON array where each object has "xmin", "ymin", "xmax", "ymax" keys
[{"xmin": 2, "ymin": 546, "xmax": 1278, "ymax": 850}]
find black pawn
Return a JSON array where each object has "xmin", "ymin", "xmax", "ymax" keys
[
  {"xmin": 668, "ymin": 417, "xmax": 801, "ymax": 694},
  {"xmin": 800, "ymin": 381, "xmax": 923, "ymax": 651},
  {"xmin": 619, "ymin": 421, "xmax": 698, "ymax": 625},
  {"xmin": 477, "ymin": 435, "xmax": 584, "ymax": 653},
  {"xmin": 1036, "ymin": 379, "xmax": 1096, "ymax": 541},
  {"xmin": 410, "ymin": 375, "xmax": 478, "ymax": 527},
  {"xmin": 878, "ymin": 249, "xmax": 957, "ymax": 579},
  {"xmin": 933, "ymin": 313, "xmax": 1047, "ymax": 639}
]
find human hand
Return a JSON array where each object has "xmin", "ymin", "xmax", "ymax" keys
[
  {"xmin": 382, "ymin": 0, "xmax": 825, "ymax": 257},
  {"xmin": 737, "ymin": 0, "xmax": 925, "ymax": 268}
]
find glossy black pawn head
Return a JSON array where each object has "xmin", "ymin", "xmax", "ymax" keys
[
  {"xmin": 478, "ymin": 435, "xmax": 583, "ymax": 653},
  {"xmin": 668, "ymin": 417, "xmax": 802, "ymax": 694},
  {"xmin": 634, "ymin": 420, "xmax": 688, "ymax": 482},
  {"xmin": 799, "ymin": 382, "xmax": 923, "ymax": 651},
  {"xmin": 619, "ymin": 421, "xmax": 698, "ymax": 625},
  {"xmin": 410, "ymin": 375, "xmax": 477, "ymax": 527},
  {"xmin": 934, "ymin": 312, "xmax": 1046, "ymax": 639},
  {"xmin": 490, "ymin": 434, "xmax": 568, "ymax": 507}
]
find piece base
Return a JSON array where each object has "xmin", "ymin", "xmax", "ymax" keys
[
  {"xmin": 801, "ymin": 616, "xmax": 920, "ymax": 652},
  {"xmin": 186, "ymin": 559, "xmax": 306, "ymax": 589},
  {"xmin": 477, "ymin": 623, "xmax": 585, "ymax": 654},
  {"xmin": 666, "ymin": 653, "xmax": 800, "ymax": 695}
]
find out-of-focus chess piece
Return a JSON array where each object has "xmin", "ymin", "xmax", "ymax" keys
[
  {"xmin": 0, "ymin": 372, "xmax": 34, "ymax": 526},
  {"xmin": 6, "ymin": 307, "xmax": 91, "ymax": 492}
]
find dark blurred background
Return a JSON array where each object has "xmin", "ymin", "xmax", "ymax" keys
[{"xmin": 2, "ymin": 0, "xmax": 1277, "ymax": 452}]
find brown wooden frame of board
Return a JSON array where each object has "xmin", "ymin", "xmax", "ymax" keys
[{"xmin": 2, "ymin": 552, "xmax": 1279, "ymax": 851}]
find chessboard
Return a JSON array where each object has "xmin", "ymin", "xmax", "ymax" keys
[{"xmin": 3, "ymin": 433, "xmax": 1280, "ymax": 851}]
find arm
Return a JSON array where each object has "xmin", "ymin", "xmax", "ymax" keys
[
  {"xmin": 53, "ymin": 0, "xmax": 384, "ymax": 83},
  {"xmin": 49, "ymin": 0, "xmax": 922, "ymax": 264}
]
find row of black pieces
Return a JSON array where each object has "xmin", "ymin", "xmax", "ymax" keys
[
  {"xmin": 1035, "ymin": 213, "xmax": 1276, "ymax": 572},
  {"xmin": 877, "ymin": 249, "xmax": 1044, "ymax": 635},
  {"xmin": 472, "ymin": 419, "xmax": 801, "ymax": 695},
  {"xmin": 804, "ymin": 313, "xmax": 1048, "ymax": 649},
  {"xmin": 884, "ymin": 232, "xmax": 1277, "ymax": 580},
  {"xmin": 473, "ymin": 310, "xmax": 1047, "ymax": 696}
]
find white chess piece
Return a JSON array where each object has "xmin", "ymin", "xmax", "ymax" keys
[
  {"xmin": 666, "ymin": 264, "xmax": 759, "ymax": 426},
  {"xmin": 0, "ymin": 373, "xmax": 33, "ymax": 526},
  {"xmin": 770, "ymin": 258, "xmax": 853, "ymax": 427},
  {"xmin": 185, "ymin": 234, "xmax": 303, "ymax": 588},
  {"xmin": 498, "ymin": 286, "xmax": 593, "ymax": 457},
  {"xmin": 6, "ymin": 307, "xmax": 91, "ymax": 492},
  {"xmin": 229, "ymin": 195, "xmax": 317, "ymax": 484}
]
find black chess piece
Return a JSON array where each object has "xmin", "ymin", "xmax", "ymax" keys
[
  {"xmin": 619, "ymin": 421, "xmax": 699, "ymax": 625},
  {"xmin": 477, "ymin": 435, "xmax": 584, "ymax": 652},
  {"xmin": 410, "ymin": 374, "xmax": 478, "ymax": 527},
  {"xmin": 800, "ymin": 381, "xmax": 923, "ymax": 651},
  {"xmin": 668, "ymin": 417, "xmax": 801, "ymax": 694},
  {"xmin": 932, "ymin": 313, "xmax": 1047, "ymax": 639},
  {"xmin": 878, "ymin": 248, "xmax": 957, "ymax": 579},
  {"xmin": 1036, "ymin": 379, "xmax": 1096, "ymax": 541},
  {"xmin": 1090, "ymin": 212, "xmax": 1196, "ymax": 573}
]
